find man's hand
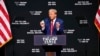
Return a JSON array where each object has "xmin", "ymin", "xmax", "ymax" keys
[
  {"xmin": 40, "ymin": 20, "xmax": 45, "ymax": 28},
  {"xmin": 56, "ymin": 22, "xmax": 60, "ymax": 30}
]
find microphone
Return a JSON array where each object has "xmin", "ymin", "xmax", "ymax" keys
[{"xmin": 41, "ymin": 20, "xmax": 45, "ymax": 24}]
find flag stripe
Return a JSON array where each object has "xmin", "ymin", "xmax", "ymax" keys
[
  {"xmin": 0, "ymin": 23, "xmax": 11, "ymax": 40},
  {"xmin": 0, "ymin": 0, "xmax": 8, "ymax": 14},
  {"xmin": 0, "ymin": 30, "xmax": 7, "ymax": 41},
  {"xmin": 94, "ymin": 19, "xmax": 100, "ymax": 32},
  {"xmin": 96, "ymin": 13, "xmax": 100, "ymax": 24},
  {"xmin": 97, "ymin": 9, "xmax": 100, "ymax": 16},
  {"xmin": 0, "ymin": 0, "xmax": 12, "ymax": 48},
  {"xmin": 0, "ymin": 35, "xmax": 5, "ymax": 44},
  {"xmin": 0, "ymin": 4, "xmax": 10, "ymax": 21},
  {"xmin": 0, "ymin": 42, "xmax": 2, "ymax": 45},
  {"xmin": 0, "ymin": 10, "xmax": 11, "ymax": 32},
  {"xmin": 94, "ymin": 5, "xmax": 100, "ymax": 33},
  {"xmin": 0, "ymin": 17, "xmax": 12, "ymax": 37}
]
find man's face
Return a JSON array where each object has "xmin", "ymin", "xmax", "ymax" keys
[{"xmin": 49, "ymin": 11, "xmax": 57, "ymax": 20}]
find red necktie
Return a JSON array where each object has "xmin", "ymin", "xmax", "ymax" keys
[{"xmin": 50, "ymin": 21, "xmax": 54, "ymax": 35}]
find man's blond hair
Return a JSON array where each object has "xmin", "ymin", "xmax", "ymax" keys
[{"xmin": 49, "ymin": 9, "xmax": 57, "ymax": 14}]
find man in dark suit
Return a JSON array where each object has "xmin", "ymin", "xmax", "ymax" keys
[{"xmin": 40, "ymin": 9, "xmax": 64, "ymax": 56}]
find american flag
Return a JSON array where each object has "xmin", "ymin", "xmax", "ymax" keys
[
  {"xmin": 0, "ymin": 0, "xmax": 12, "ymax": 48},
  {"xmin": 94, "ymin": 5, "xmax": 100, "ymax": 33}
]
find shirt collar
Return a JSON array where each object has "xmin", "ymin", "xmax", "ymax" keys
[{"xmin": 53, "ymin": 18, "xmax": 56, "ymax": 22}]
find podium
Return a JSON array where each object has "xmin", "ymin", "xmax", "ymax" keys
[{"xmin": 34, "ymin": 35, "xmax": 66, "ymax": 56}]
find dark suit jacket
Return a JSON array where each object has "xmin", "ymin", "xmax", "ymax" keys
[
  {"xmin": 42, "ymin": 18, "xmax": 64, "ymax": 52},
  {"xmin": 42, "ymin": 18, "xmax": 64, "ymax": 35}
]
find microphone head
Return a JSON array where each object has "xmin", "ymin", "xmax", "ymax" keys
[{"xmin": 41, "ymin": 20, "xmax": 45, "ymax": 24}]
